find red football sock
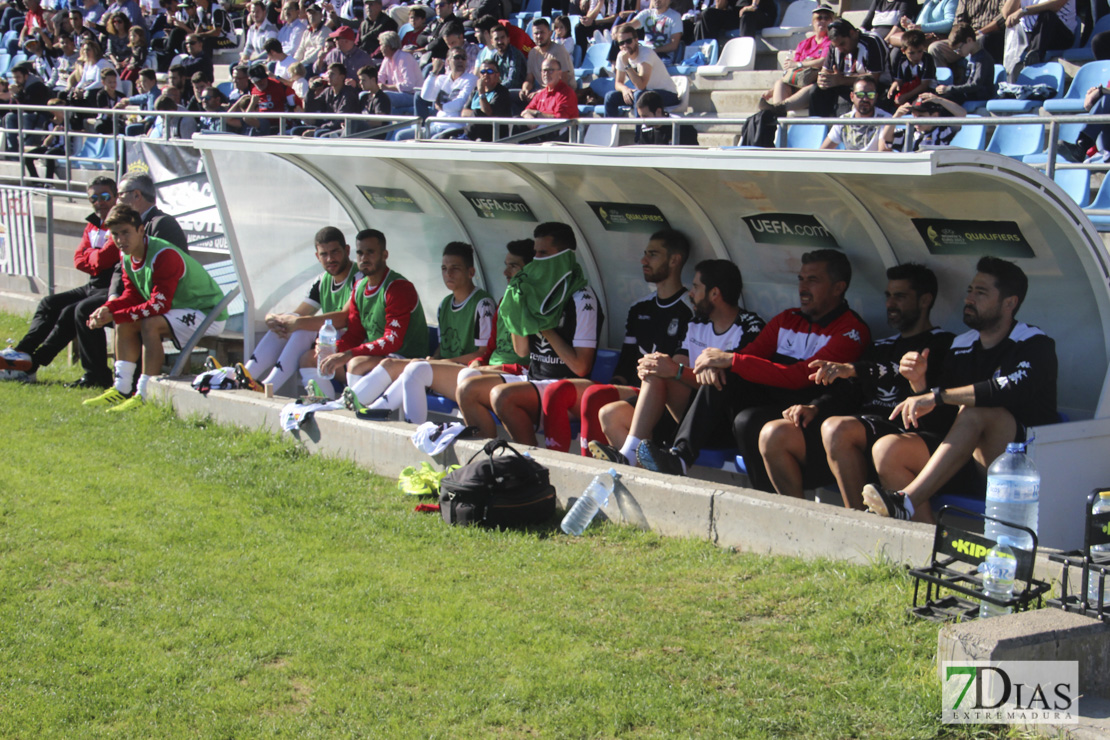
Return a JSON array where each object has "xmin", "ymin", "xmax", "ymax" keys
[
  {"xmin": 579, "ymin": 384, "xmax": 626, "ymax": 457},
  {"xmin": 541, "ymin": 379, "xmax": 579, "ymax": 452}
]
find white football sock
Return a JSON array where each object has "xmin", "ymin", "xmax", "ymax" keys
[
  {"xmin": 262, "ymin": 329, "xmax": 315, "ymax": 390},
  {"xmin": 400, "ymin": 360, "xmax": 434, "ymax": 424},
  {"xmin": 136, "ymin": 373, "xmax": 152, "ymax": 400},
  {"xmin": 619, "ymin": 435, "xmax": 641, "ymax": 462},
  {"xmin": 244, "ymin": 330, "xmax": 284, "ymax": 376},
  {"xmin": 114, "ymin": 360, "xmax": 136, "ymax": 394},
  {"xmin": 349, "ymin": 363, "xmax": 394, "ymax": 405}
]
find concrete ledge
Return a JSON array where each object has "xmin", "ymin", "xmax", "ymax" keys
[
  {"xmin": 939, "ymin": 609, "xmax": 1110, "ymax": 736},
  {"xmin": 149, "ymin": 376, "xmax": 1054, "ymax": 574}
]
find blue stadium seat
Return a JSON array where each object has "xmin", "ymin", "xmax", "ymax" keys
[
  {"xmin": 669, "ymin": 39, "xmax": 719, "ymax": 75},
  {"xmin": 963, "ymin": 65, "xmax": 1006, "ymax": 114},
  {"xmin": 575, "ymin": 41, "xmax": 612, "ymax": 80},
  {"xmin": 1061, "ymin": 14, "xmax": 1110, "ymax": 62},
  {"xmin": 1043, "ymin": 59, "xmax": 1110, "ymax": 114},
  {"xmin": 935, "ymin": 66, "xmax": 953, "ymax": 84},
  {"xmin": 589, "ymin": 348, "xmax": 619, "ymax": 383},
  {"xmin": 1087, "ymin": 177, "xmax": 1110, "ymax": 230},
  {"xmin": 985, "ymin": 116, "xmax": 1044, "ymax": 158},
  {"xmin": 523, "ymin": 0, "xmax": 543, "ymax": 13},
  {"xmin": 216, "ymin": 81, "xmax": 232, "ymax": 97},
  {"xmin": 985, "ymin": 62, "xmax": 1066, "ymax": 114},
  {"xmin": 949, "ymin": 114, "xmax": 987, "ymax": 150},
  {"xmin": 783, "ymin": 120, "xmax": 827, "ymax": 149},
  {"xmin": 1054, "ymin": 166, "xmax": 1091, "ymax": 207},
  {"xmin": 0, "ymin": 52, "xmax": 9, "ymax": 78},
  {"xmin": 398, "ymin": 22, "xmax": 413, "ymax": 37}
]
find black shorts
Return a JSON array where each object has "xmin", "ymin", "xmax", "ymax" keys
[{"xmin": 858, "ymin": 414, "xmax": 911, "ymax": 449}]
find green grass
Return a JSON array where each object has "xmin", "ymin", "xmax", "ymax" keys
[{"xmin": 0, "ymin": 311, "xmax": 1014, "ymax": 738}]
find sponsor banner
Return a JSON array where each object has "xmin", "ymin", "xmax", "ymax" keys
[
  {"xmin": 124, "ymin": 139, "xmax": 225, "ymax": 252},
  {"xmin": 357, "ymin": 185, "xmax": 423, "ymax": 213},
  {"xmin": 460, "ymin": 191, "xmax": 537, "ymax": 222},
  {"xmin": 941, "ymin": 661, "xmax": 1078, "ymax": 725},
  {"xmin": 587, "ymin": 201, "xmax": 670, "ymax": 233},
  {"xmin": 0, "ymin": 188, "xmax": 38, "ymax": 277},
  {"xmin": 913, "ymin": 219, "xmax": 1035, "ymax": 258},
  {"xmin": 743, "ymin": 213, "xmax": 839, "ymax": 248}
]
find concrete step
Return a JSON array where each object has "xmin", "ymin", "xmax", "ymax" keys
[
  {"xmin": 690, "ymin": 89, "xmax": 766, "ymax": 115},
  {"xmin": 696, "ymin": 132, "xmax": 741, "ymax": 147},
  {"xmin": 692, "ymin": 69, "xmax": 783, "ymax": 91}
]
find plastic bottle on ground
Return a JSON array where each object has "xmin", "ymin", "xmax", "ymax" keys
[
  {"xmin": 979, "ymin": 535, "xmax": 1017, "ymax": 619},
  {"xmin": 317, "ymin": 319, "xmax": 338, "ymax": 380},
  {"xmin": 1087, "ymin": 491, "xmax": 1110, "ymax": 606},
  {"xmin": 561, "ymin": 468, "xmax": 620, "ymax": 536},
  {"xmin": 984, "ymin": 442, "xmax": 1039, "ymax": 551}
]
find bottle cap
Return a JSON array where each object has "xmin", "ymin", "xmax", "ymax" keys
[
  {"xmin": 1005, "ymin": 442, "xmax": 1025, "ymax": 454},
  {"xmin": 1100, "ymin": 491, "xmax": 1110, "ymax": 499},
  {"xmin": 608, "ymin": 467, "xmax": 620, "ymax": 480}
]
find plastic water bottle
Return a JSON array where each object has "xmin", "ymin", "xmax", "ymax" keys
[
  {"xmin": 1087, "ymin": 491, "xmax": 1110, "ymax": 606},
  {"xmin": 979, "ymin": 536, "xmax": 1017, "ymax": 619},
  {"xmin": 561, "ymin": 468, "xmax": 620, "ymax": 536},
  {"xmin": 317, "ymin": 319, "xmax": 338, "ymax": 380},
  {"xmin": 984, "ymin": 442, "xmax": 1039, "ymax": 551}
]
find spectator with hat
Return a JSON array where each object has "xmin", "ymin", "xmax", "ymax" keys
[
  {"xmin": 314, "ymin": 23, "xmax": 372, "ymax": 81},
  {"xmin": 358, "ymin": 0, "xmax": 396, "ymax": 57},
  {"xmin": 295, "ymin": 3, "xmax": 331, "ymax": 66}
]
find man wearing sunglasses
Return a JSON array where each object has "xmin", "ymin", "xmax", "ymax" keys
[
  {"xmin": 0, "ymin": 177, "xmax": 119, "ymax": 387},
  {"xmin": 604, "ymin": 23, "xmax": 679, "ymax": 119},
  {"xmin": 820, "ymin": 78, "xmax": 891, "ymax": 150}
]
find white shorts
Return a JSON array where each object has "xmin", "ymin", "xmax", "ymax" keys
[{"xmin": 163, "ymin": 308, "xmax": 225, "ymax": 349}]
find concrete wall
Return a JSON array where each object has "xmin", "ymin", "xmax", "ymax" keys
[{"xmin": 151, "ymin": 377, "xmax": 1071, "ymax": 577}]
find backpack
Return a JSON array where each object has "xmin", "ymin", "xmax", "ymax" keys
[
  {"xmin": 438, "ymin": 439, "xmax": 556, "ymax": 528},
  {"xmin": 739, "ymin": 109, "xmax": 779, "ymax": 148}
]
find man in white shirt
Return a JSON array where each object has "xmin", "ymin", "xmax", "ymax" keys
[
  {"xmin": 241, "ymin": 0, "xmax": 279, "ymax": 62},
  {"xmin": 603, "ymin": 22, "xmax": 679, "ymax": 118},
  {"xmin": 630, "ymin": 0, "xmax": 683, "ymax": 63},
  {"xmin": 277, "ymin": 0, "xmax": 307, "ymax": 55},
  {"xmin": 821, "ymin": 79, "xmax": 892, "ymax": 151}
]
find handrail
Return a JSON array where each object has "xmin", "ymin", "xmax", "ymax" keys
[{"xmin": 5, "ymin": 103, "xmax": 1110, "ymax": 202}]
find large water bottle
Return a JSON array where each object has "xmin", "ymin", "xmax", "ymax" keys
[
  {"xmin": 317, "ymin": 319, "xmax": 338, "ymax": 380},
  {"xmin": 984, "ymin": 442, "xmax": 1039, "ymax": 551},
  {"xmin": 1087, "ymin": 491, "xmax": 1110, "ymax": 606},
  {"xmin": 561, "ymin": 468, "xmax": 620, "ymax": 536},
  {"xmin": 979, "ymin": 535, "xmax": 1017, "ymax": 619}
]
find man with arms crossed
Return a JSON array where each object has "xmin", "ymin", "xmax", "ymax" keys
[
  {"xmin": 638, "ymin": 250, "xmax": 871, "ymax": 487},
  {"xmin": 759, "ymin": 263, "xmax": 952, "ymax": 505},
  {"xmin": 864, "ymin": 257, "xmax": 1058, "ymax": 523}
]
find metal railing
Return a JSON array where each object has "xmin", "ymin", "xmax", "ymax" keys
[
  {"xmin": 5, "ymin": 102, "xmax": 1110, "ymax": 209},
  {"xmin": 0, "ymin": 183, "xmax": 65, "ymax": 296}
]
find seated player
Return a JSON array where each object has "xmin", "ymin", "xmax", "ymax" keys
[
  {"xmin": 341, "ymin": 241, "xmax": 495, "ymax": 422},
  {"xmin": 758, "ymin": 263, "xmax": 952, "ymax": 505},
  {"xmin": 863, "ymin": 257, "xmax": 1058, "ymax": 523},
  {"xmin": 237, "ymin": 226, "xmax": 361, "ymax": 393},
  {"xmin": 83, "ymin": 204, "xmax": 228, "ymax": 412},
  {"xmin": 541, "ymin": 228, "xmax": 695, "ymax": 456},
  {"xmin": 589, "ymin": 259, "xmax": 764, "ymax": 466},
  {"xmin": 0, "ymin": 176, "xmax": 119, "ymax": 386},
  {"xmin": 309, "ymin": 229, "xmax": 429, "ymax": 398},
  {"xmin": 455, "ymin": 222, "xmax": 603, "ymax": 444},
  {"xmin": 638, "ymin": 249, "xmax": 871, "ymax": 485}
]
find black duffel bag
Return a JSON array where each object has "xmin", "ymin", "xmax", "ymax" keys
[{"xmin": 439, "ymin": 439, "xmax": 556, "ymax": 528}]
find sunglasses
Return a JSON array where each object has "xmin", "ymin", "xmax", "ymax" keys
[
  {"xmin": 479, "ymin": 68, "xmax": 497, "ymax": 74},
  {"xmin": 88, "ymin": 192, "xmax": 113, "ymax": 203},
  {"xmin": 853, "ymin": 90, "xmax": 876, "ymax": 99},
  {"xmin": 617, "ymin": 37, "xmax": 636, "ymax": 46}
]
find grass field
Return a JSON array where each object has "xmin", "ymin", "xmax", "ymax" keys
[{"xmin": 0, "ymin": 312, "xmax": 1012, "ymax": 738}]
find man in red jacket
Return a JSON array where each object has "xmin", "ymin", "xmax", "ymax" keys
[
  {"xmin": 638, "ymin": 249, "xmax": 871, "ymax": 490},
  {"xmin": 0, "ymin": 177, "xmax": 120, "ymax": 386}
]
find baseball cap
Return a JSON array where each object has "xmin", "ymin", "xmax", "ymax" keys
[
  {"xmin": 248, "ymin": 63, "xmax": 268, "ymax": 81},
  {"xmin": 328, "ymin": 25, "xmax": 356, "ymax": 41}
]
